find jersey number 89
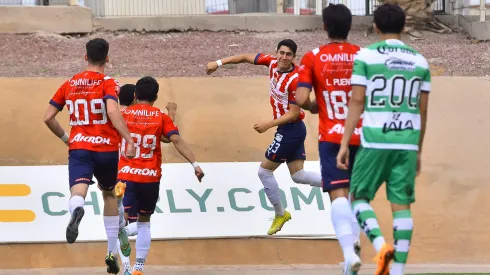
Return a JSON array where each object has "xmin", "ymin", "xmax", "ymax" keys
[
  {"xmin": 323, "ymin": 90, "xmax": 351, "ymax": 120},
  {"xmin": 120, "ymin": 133, "xmax": 157, "ymax": 159}
]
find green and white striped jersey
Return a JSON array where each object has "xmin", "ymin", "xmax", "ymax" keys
[{"xmin": 351, "ymin": 39, "xmax": 431, "ymax": 151}]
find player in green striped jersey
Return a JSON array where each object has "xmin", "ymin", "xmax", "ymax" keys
[{"xmin": 336, "ymin": 3, "xmax": 430, "ymax": 275}]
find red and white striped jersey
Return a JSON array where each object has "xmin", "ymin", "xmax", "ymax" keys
[{"xmin": 254, "ymin": 53, "xmax": 305, "ymax": 121}]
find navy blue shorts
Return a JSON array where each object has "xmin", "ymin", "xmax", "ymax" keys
[
  {"xmin": 120, "ymin": 180, "xmax": 160, "ymax": 217},
  {"xmin": 319, "ymin": 141, "xmax": 359, "ymax": 192},
  {"xmin": 265, "ymin": 120, "xmax": 307, "ymax": 163},
  {"xmin": 68, "ymin": 149, "xmax": 119, "ymax": 191}
]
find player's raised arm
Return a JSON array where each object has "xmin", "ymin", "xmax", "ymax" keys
[
  {"xmin": 205, "ymin": 53, "xmax": 260, "ymax": 74},
  {"xmin": 106, "ymin": 99, "xmax": 136, "ymax": 158},
  {"xmin": 44, "ymin": 83, "xmax": 69, "ymax": 146}
]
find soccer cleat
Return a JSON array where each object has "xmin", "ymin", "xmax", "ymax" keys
[
  {"xmin": 373, "ymin": 243, "xmax": 394, "ymax": 275},
  {"xmin": 132, "ymin": 270, "xmax": 144, "ymax": 275},
  {"xmin": 115, "ymin": 181, "xmax": 127, "ymax": 200},
  {"xmin": 105, "ymin": 252, "xmax": 120, "ymax": 274},
  {"xmin": 118, "ymin": 227, "xmax": 132, "ymax": 257},
  {"xmin": 344, "ymin": 253, "xmax": 362, "ymax": 275},
  {"xmin": 66, "ymin": 206, "xmax": 85, "ymax": 244},
  {"xmin": 267, "ymin": 210, "xmax": 292, "ymax": 235}
]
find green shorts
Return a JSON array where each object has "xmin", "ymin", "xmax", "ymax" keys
[{"xmin": 350, "ymin": 146, "xmax": 417, "ymax": 205}]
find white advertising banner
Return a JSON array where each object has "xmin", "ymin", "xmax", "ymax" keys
[{"xmin": 0, "ymin": 161, "xmax": 336, "ymax": 243}]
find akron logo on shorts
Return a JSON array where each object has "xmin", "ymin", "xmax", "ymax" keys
[{"xmin": 0, "ymin": 184, "xmax": 36, "ymax": 223}]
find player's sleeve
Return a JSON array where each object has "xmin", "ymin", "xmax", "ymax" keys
[
  {"xmin": 161, "ymin": 113, "xmax": 180, "ymax": 138},
  {"xmin": 351, "ymin": 49, "xmax": 368, "ymax": 87},
  {"xmin": 49, "ymin": 81, "xmax": 67, "ymax": 111},
  {"xmin": 297, "ymin": 51, "xmax": 315, "ymax": 90},
  {"xmin": 420, "ymin": 60, "xmax": 431, "ymax": 93},
  {"xmin": 103, "ymin": 77, "xmax": 120, "ymax": 102},
  {"xmin": 287, "ymin": 77, "xmax": 299, "ymax": 105},
  {"xmin": 254, "ymin": 53, "xmax": 273, "ymax": 67}
]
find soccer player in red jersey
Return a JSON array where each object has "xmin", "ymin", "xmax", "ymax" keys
[
  {"xmin": 206, "ymin": 39, "xmax": 322, "ymax": 236},
  {"xmin": 115, "ymin": 83, "xmax": 179, "ymax": 275},
  {"xmin": 117, "ymin": 76, "xmax": 204, "ymax": 275},
  {"xmin": 43, "ymin": 38, "xmax": 136, "ymax": 274},
  {"xmin": 296, "ymin": 5, "xmax": 363, "ymax": 275}
]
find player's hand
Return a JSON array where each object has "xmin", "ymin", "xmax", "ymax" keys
[
  {"xmin": 166, "ymin": 101, "xmax": 177, "ymax": 112},
  {"xmin": 416, "ymin": 152, "xmax": 422, "ymax": 177},
  {"xmin": 125, "ymin": 141, "xmax": 136, "ymax": 159},
  {"xmin": 309, "ymin": 100, "xmax": 319, "ymax": 114},
  {"xmin": 206, "ymin": 61, "xmax": 219, "ymax": 75},
  {"xmin": 336, "ymin": 145, "xmax": 350, "ymax": 170},
  {"xmin": 253, "ymin": 122, "xmax": 272, "ymax": 133},
  {"xmin": 194, "ymin": 166, "xmax": 205, "ymax": 182}
]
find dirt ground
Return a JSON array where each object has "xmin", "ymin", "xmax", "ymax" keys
[
  {"xmin": 0, "ymin": 30, "xmax": 489, "ymax": 78},
  {"xmin": 1, "ymin": 75, "xmax": 490, "ymax": 270}
]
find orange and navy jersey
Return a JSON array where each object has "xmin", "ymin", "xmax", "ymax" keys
[
  {"xmin": 49, "ymin": 71, "xmax": 121, "ymax": 152},
  {"xmin": 117, "ymin": 104, "xmax": 179, "ymax": 183},
  {"xmin": 298, "ymin": 43, "xmax": 362, "ymax": 145},
  {"xmin": 254, "ymin": 53, "xmax": 305, "ymax": 122}
]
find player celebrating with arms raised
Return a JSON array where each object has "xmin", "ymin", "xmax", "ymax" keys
[
  {"xmin": 206, "ymin": 39, "xmax": 322, "ymax": 236},
  {"xmin": 296, "ymin": 4, "xmax": 362, "ymax": 275},
  {"xmin": 337, "ymin": 4, "xmax": 430, "ymax": 275},
  {"xmin": 43, "ymin": 38, "xmax": 136, "ymax": 274}
]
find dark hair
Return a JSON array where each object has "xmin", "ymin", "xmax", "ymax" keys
[
  {"xmin": 135, "ymin": 76, "xmax": 159, "ymax": 102},
  {"xmin": 86, "ymin": 38, "xmax": 109, "ymax": 66},
  {"xmin": 276, "ymin": 39, "xmax": 297, "ymax": 55},
  {"xmin": 119, "ymin": 84, "xmax": 135, "ymax": 106},
  {"xmin": 374, "ymin": 3, "xmax": 406, "ymax": 34},
  {"xmin": 322, "ymin": 4, "xmax": 352, "ymax": 40}
]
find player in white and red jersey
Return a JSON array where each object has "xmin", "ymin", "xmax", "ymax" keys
[
  {"xmin": 206, "ymin": 39, "xmax": 322, "ymax": 236},
  {"xmin": 296, "ymin": 4, "xmax": 361, "ymax": 274},
  {"xmin": 43, "ymin": 38, "xmax": 136, "ymax": 274},
  {"xmin": 296, "ymin": 5, "xmax": 362, "ymax": 275},
  {"xmin": 116, "ymin": 76, "xmax": 204, "ymax": 275}
]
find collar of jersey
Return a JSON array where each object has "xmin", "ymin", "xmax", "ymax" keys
[
  {"xmin": 385, "ymin": 39, "xmax": 405, "ymax": 45},
  {"xmin": 277, "ymin": 63, "xmax": 295, "ymax": 74}
]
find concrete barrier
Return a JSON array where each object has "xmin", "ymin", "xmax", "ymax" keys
[
  {"xmin": 0, "ymin": 6, "xmax": 93, "ymax": 34},
  {"xmin": 94, "ymin": 14, "xmax": 374, "ymax": 32}
]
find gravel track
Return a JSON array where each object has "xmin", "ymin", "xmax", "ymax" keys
[{"xmin": 0, "ymin": 30, "xmax": 489, "ymax": 78}]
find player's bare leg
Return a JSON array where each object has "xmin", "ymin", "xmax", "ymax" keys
[
  {"xmin": 66, "ymin": 184, "xmax": 89, "ymax": 244},
  {"xmin": 258, "ymin": 159, "xmax": 292, "ymax": 235},
  {"xmin": 132, "ymin": 215, "xmax": 152, "ymax": 275},
  {"xmin": 286, "ymin": 159, "xmax": 322, "ymax": 187},
  {"xmin": 115, "ymin": 181, "xmax": 131, "ymax": 257},
  {"xmin": 102, "ymin": 189, "xmax": 122, "ymax": 274},
  {"xmin": 330, "ymin": 188, "xmax": 362, "ymax": 275}
]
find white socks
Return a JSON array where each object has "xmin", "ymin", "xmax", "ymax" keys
[
  {"xmin": 104, "ymin": 216, "xmax": 119, "ymax": 255},
  {"xmin": 348, "ymin": 195, "xmax": 361, "ymax": 243},
  {"xmin": 118, "ymin": 239, "xmax": 132, "ymax": 272},
  {"xmin": 117, "ymin": 199, "xmax": 126, "ymax": 229},
  {"xmin": 258, "ymin": 167, "xmax": 284, "ymax": 216},
  {"xmin": 134, "ymin": 222, "xmax": 151, "ymax": 271},
  {"xmin": 69, "ymin": 195, "xmax": 85, "ymax": 214},
  {"xmin": 126, "ymin": 222, "xmax": 139, "ymax": 236},
  {"xmin": 331, "ymin": 197, "xmax": 356, "ymax": 260},
  {"xmin": 291, "ymin": 169, "xmax": 322, "ymax": 187}
]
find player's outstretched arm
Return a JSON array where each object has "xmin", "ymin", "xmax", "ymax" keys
[
  {"xmin": 206, "ymin": 53, "xmax": 257, "ymax": 74},
  {"xmin": 337, "ymin": 85, "xmax": 365, "ymax": 170},
  {"xmin": 168, "ymin": 134, "xmax": 204, "ymax": 182},
  {"xmin": 253, "ymin": 104, "xmax": 301, "ymax": 133},
  {"xmin": 43, "ymin": 105, "xmax": 69, "ymax": 146},
  {"xmin": 106, "ymin": 99, "xmax": 136, "ymax": 158}
]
